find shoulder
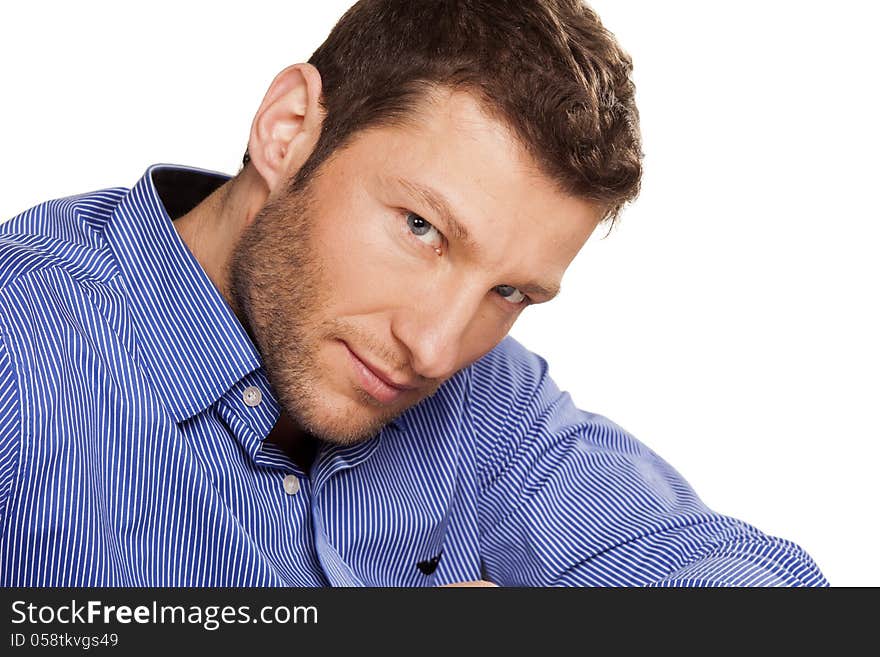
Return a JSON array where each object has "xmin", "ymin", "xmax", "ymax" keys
[
  {"xmin": 0, "ymin": 186, "xmax": 126, "ymax": 292},
  {"xmin": 472, "ymin": 334, "xmax": 548, "ymax": 378},
  {"xmin": 394, "ymin": 336, "xmax": 552, "ymax": 443},
  {"xmin": 467, "ymin": 335, "xmax": 553, "ymax": 419}
]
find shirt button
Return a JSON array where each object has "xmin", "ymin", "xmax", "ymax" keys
[
  {"xmin": 282, "ymin": 474, "xmax": 300, "ymax": 496},
  {"xmin": 243, "ymin": 386, "xmax": 262, "ymax": 407}
]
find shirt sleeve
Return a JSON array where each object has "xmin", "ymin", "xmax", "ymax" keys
[
  {"xmin": 0, "ymin": 326, "xmax": 22, "ymax": 533},
  {"xmin": 471, "ymin": 337, "xmax": 828, "ymax": 587}
]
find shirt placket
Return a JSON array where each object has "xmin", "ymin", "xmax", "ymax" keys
[
  {"xmin": 308, "ymin": 435, "xmax": 385, "ymax": 587},
  {"xmin": 213, "ymin": 371, "xmax": 327, "ymax": 584}
]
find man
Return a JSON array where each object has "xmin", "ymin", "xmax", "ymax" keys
[{"xmin": 0, "ymin": 0, "xmax": 826, "ymax": 586}]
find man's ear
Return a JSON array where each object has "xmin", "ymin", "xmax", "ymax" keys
[{"xmin": 246, "ymin": 63, "xmax": 325, "ymax": 194}]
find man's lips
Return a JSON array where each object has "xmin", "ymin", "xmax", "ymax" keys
[{"xmin": 341, "ymin": 340, "xmax": 416, "ymax": 404}]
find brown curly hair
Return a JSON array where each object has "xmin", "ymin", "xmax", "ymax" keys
[{"xmin": 244, "ymin": 0, "xmax": 642, "ymax": 231}]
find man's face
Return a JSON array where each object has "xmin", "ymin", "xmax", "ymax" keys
[{"xmin": 229, "ymin": 88, "xmax": 602, "ymax": 445}]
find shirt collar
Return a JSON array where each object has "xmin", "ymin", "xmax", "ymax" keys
[{"xmin": 103, "ymin": 163, "xmax": 263, "ymax": 423}]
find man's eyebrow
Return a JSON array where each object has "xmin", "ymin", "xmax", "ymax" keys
[
  {"xmin": 394, "ymin": 176, "xmax": 561, "ymax": 301},
  {"xmin": 395, "ymin": 177, "xmax": 479, "ymax": 252},
  {"xmin": 518, "ymin": 281, "xmax": 561, "ymax": 301}
]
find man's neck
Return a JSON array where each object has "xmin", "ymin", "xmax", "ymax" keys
[
  {"xmin": 265, "ymin": 409, "xmax": 319, "ymax": 474},
  {"xmin": 172, "ymin": 166, "xmax": 269, "ymax": 327}
]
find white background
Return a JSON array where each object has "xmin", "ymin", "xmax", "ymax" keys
[{"xmin": 1, "ymin": 1, "xmax": 877, "ymax": 586}]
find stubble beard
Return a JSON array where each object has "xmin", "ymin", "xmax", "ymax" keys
[{"xmin": 227, "ymin": 177, "xmax": 416, "ymax": 446}]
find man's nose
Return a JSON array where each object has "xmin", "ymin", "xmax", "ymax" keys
[{"xmin": 392, "ymin": 283, "xmax": 484, "ymax": 382}]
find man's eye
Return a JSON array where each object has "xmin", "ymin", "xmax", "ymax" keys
[
  {"xmin": 495, "ymin": 285, "xmax": 528, "ymax": 305},
  {"xmin": 406, "ymin": 212, "xmax": 443, "ymax": 249}
]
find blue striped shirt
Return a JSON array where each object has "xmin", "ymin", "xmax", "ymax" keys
[{"xmin": 0, "ymin": 163, "xmax": 827, "ymax": 586}]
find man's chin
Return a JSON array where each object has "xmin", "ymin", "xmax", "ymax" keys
[
  {"xmin": 299, "ymin": 418, "xmax": 387, "ymax": 447},
  {"xmin": 288, "ymin": 392, "xmax": 402, "ymax": 447},
  {"xmin": 275, "ymin": 358, "xmax": 437, "ymax": 446}
]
